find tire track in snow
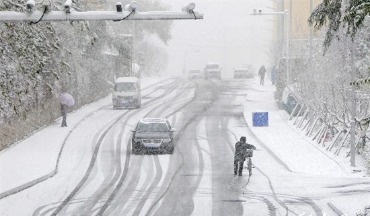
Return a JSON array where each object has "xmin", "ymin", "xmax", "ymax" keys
[
  {"xmin": 47, "ymin": 80, "xmax": 184, "ymax": 216},
  {"xmin": 145, "ymin": 80, "xmax": 219, "ymax": 216},
  {"xmin": 75, "ymin": 81, "xmax": 193, "ymax": 215},
  {"xmin": 131, "ymin": 155, "xmax": 163, "ymax": 215},
  {"xmin": 94, "ymin": 81, "xmax": 195, "ymax": 215},
  {"xmin": 0, "ymin": 78, "xmax": 177, "ymax": 201}
]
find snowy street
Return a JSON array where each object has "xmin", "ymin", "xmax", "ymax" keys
[{"xmin": 1, "ymin": 77, "xmax": 369, "ymax": 216}]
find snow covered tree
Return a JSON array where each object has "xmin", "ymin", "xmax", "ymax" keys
[
  {"xmin": 0, "ymin": 0, "xmax": 174, "ymax": 150},
  {"xmin": 0, "ymin": 0, "xmax": 120, "ymax": 149},
  {"xmin": 308, "ymin": 0, "xmax": 370, "ymax": 49}
]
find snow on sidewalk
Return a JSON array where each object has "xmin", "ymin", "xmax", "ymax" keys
[{"xmin": 243, "ymin": 79, "xmax": 356, "ymax": 177}]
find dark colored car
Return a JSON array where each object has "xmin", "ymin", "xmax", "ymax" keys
[{"xmin": 131, "ymin": 118, "xmax": 176, "ymax": 154}]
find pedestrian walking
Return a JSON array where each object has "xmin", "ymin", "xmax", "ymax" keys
[
  {"xmin": 59, "ymin": 92, "xmax": 75, "ymax": 127},
  {"xmin": 234, "ymin": 136, "xmax": 256, "ymax": 176},
  {"xmin": 61, "ymin": 103, "xmax": 68, "ymax": 127},
  {"xmin": 258, "ymin": 65, "xmax": 266, "ymax": 85}
]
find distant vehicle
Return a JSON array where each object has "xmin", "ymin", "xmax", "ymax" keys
[
  {"xmin": 233, "ymin": 64, "xmax": 254, "ymax": 79},
  {"xmin": 188, "ymin": 69, "xmax": 203, "ymax": 79},
  {"xmin": 131, "ymin": 118, "xmax": 176, "ymax": 154},
  {"xmin": 204, "ymin": 62, "xmax": 221, "ymax": 79},
  {"xmin": 112, "ymin": 77, "xmax": 141, "ymax": 109}
]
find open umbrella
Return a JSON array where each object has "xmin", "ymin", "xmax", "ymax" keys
[{"xmin": 60, "ymin": 93, "xmax": 75, "ymax": 107}]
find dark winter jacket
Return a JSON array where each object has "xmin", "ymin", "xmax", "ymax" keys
[
  {"xmin": 258, "ymin": 66, "xmax": 266, "ymax": 78},
  {"xmin": 61, "ymin": 104, "xmax": 68, "ymax": 117},
  {"xmin": 234, "ymin": 141, "xmax": 256, "ymax": 162}
]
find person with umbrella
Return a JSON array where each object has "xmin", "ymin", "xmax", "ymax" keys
[
  {"xmin": 61, "ymin": 103, "xmax": 68, "ymax": 127},
  {"xmin": 59, "ymin": 92, "xmax": 75, "ymax": 127}
]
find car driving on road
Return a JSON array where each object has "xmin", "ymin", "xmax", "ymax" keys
[
  {"xmin": 131, "ymin": 118, "xmax": 176, "ymax": 154},
  {"xmin": 188, "ymin": 69, "xmax": 203, "ymax": 79},
  {"xmin": 204, "ymin": 62, "xmax": 222, "ymax": 79},
  {"xmin": 112, "ymin": 77, "xmax": 141, "ymax": 109},
  {"xmin": 233, "ymin": 64, "xmax": 254, "ymax": 79}
]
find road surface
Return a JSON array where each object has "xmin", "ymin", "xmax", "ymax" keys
[{"xmin": 0, "ymin": 78, "xmax": 369, "ymax": 216}]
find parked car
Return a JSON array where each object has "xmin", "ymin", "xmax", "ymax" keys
[
  {"xmin": 131, "ymin": 118, "xmax": 176, "ymax": 154},
  {"xmin": 188, "ymin": 69, "xmax": 203, "ymax": 79},
  {"xmin": 233, "ymin": 64, "xmax": 254, "ymax": 79}
]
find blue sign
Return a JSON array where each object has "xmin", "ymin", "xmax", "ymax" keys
[{"xmin": 252, "ymin": 112, "xmax": 269, "ymax": 127}]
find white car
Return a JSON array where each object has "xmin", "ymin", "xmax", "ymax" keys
[
  {"xmin": 204, "ymin": 62, "xmax": 221, "ymax": 79},
  {"xmin": 112, "ymin": 77, "xmax": 141, "ymax": 109},
  {"xmin": 233, "ymin": 65, "xmax": 254, "ymax": 79}
]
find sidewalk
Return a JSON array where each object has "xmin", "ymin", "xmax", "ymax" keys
[
  {"xmin": 242, "ymin": 77, "xmax": 368, "ymax": 177},
  {"xmin": 0, "ymin": 77, "xmax": 168, "ymax": 198}
]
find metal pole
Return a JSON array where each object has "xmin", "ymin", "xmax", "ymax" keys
[
  {"xmin": 285, "ymin": 11, "xmax": 289, "ymax": 84},
  {"xmin": 287, "ymin": 0, "xmax": 292, "ymax": 85},
  {"xmin": 280, "ymin": 0, "xmax": 285, "ymax": 63},
  {"xmin": 130, "ymin": 20, "xmax": 135, "ymax": 77},
  {"xmin": 0, "ymin": 11, "xmax": 204, "ymax": 22}
]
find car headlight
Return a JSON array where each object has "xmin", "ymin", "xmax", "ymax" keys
[
  {"xmin": 133, "ymin": 138, "xmax": 141, "ymax": 142},
  {"xmin": 163, "ymin": 138, "xmax": 171, "ymax": 143}
]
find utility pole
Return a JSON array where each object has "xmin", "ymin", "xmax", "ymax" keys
[
  {"xmin": 251, "ymin": 7, "xmax": 289, "ymax": 83},
  {"xmin": 287, "ymin": 0, "xmax": 292, "ymax": 85},
  {"xmin": 130, "ymin": 19, "xmax": 135, "ymax": 77}
]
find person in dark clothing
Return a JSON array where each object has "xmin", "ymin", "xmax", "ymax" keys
[
  {"xmin": 61, "ymin": 103, "xmax": 68, "ymax": 127},
  {"xmin": 258, "ymin": 65, "xmax": 266, "ymax": 85},
  {"xmin": 234, "ymin": 136, "xmax": 256, "ymax": 176}
]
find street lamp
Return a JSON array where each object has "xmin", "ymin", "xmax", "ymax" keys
[{"xmin": 251, "ymin": 9, "xmax": 290, "ymax": 84}]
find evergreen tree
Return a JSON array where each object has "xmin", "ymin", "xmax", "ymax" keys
[{"xmin": 308, "ymin": 0, "xmax": 370, "ymax": 49}]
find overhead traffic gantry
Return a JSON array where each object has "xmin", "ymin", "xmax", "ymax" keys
[{"xmin": 0, "ymin": 1, "xmax": 203, "ymax": 22}]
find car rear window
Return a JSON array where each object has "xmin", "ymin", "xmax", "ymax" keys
[
  {"xmin": 137, "ymin": 122, "xmax": 169, "ymax": 132},
  {"xmin": 115, "ymin": 82, "xmax": 136, "ymax": 92},
  {"xmin": 206, "ymin": 64, "xmax": 219, "ymax": 69}
]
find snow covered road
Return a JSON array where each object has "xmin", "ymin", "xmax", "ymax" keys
[{"xmin": 0, "ymin": 77, "xmax": 369, "ymax": 216}]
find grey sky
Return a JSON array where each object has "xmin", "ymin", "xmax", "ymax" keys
[{"xmin": 160, "ymin": 0, "xmax": 273, "ymax": 77}]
